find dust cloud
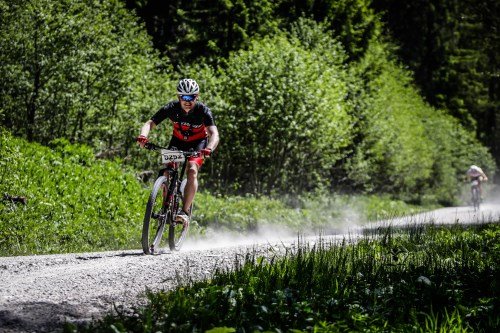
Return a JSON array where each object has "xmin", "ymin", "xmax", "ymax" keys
[
  {"xmin": 183, "ymin": 184, "xmax": 500, "ymax": 252},
  {"xmin": 183, "ymin": 224, "xmax": 303, "ymax": 251},
  {"xmin": 183, "ymin": 204, "xmax": 366, "ymax": 252}
]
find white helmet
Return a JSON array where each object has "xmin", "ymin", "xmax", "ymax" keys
[
  {"xmin": 467, "ymin": 165, "xmax": 483, "ymax": 177},
  {"xmin": 470, "ymin": 165, "xmax": 481, "ymax": 172},
  {"xmin": 177, "ymin": 78, "xmax": 199, "ymax": 95}
]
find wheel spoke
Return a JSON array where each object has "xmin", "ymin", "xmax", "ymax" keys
[{"xmin": 142, "ymin": 176, "xmax": 170, "ymax": 254}]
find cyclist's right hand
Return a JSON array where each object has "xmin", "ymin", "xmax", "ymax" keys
[
  {"xmin": 200, "ymin": 148, "xmax": 212, "ymax": 157},
  {"xmin": 136, "ymin": 135, "xmax": 148, "ymax": 148}
]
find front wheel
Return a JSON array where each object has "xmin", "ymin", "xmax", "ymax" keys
[{"xmin": 142, "ymin": 176, "xmax": 170, "ymax": 254}]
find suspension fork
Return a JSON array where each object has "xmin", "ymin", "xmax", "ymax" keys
[
  {"xmin": 160, "ymin": 171, "xmax": 177, "ymax": 208},
  {"xmin": 164, "ymin": 171, "xmax": 179, "ymax": 219}
]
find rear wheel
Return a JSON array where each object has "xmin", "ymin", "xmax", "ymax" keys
[
  {"xmin": 471, "ymin": 187, "xmax": 480, "ymax": 211},
  {"xmin": 168, "ymin": 203, "xmax": 191, "ymax": 251},
  {"xmin": 142, "ymin": 176, "xmax": 170, "ymax": 254}
]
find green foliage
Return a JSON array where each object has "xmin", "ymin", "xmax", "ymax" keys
[
  {"xmin": 176, "ymin": 19, "xmax": 496, "ymax": 203},
  {"xmin": 193, "ymin": 20, "xmax": 353, "ymax": 194},
  {"xmin": 124, "ymin": 0, "xmax": 281, "ymax": 67},
  {"xmin": 0, "ymin": 129, "xmax": 145, "ymax": 255},
  {"xmin": 373, "ymin": 0, "xmax": 500, "ymax": 169},
  {"xmin": 0, "ymin": 0, "xmax": 171, "ymax": 150},
  {"xmin": 127, "ymin": 0, "xmax": 380, "ymax": 63},
  {"xmin": 277, "ymin": 0, "xmax": 380, "ymax": 60},
  {"xmin": 78, "ymin": 223, "xmax": 500, "ymax": 332},
  {"xmin": 195, "ymin": 192, "xmax": 305, "ymax": 232},
  {"xmin": 1, "ymin": 0, "xmax": 497, "ymax": 205},
  {"xmin": 344, "ymin": 41, "xmax": 496, "ymax": 204}
]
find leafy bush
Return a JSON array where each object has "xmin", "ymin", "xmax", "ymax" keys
[
  {"xmin": 0, "ymin": 129, "xmax": 145, "ymax": 255},
  {"xmin": 0, "ymin": 0, "xmax": 171, "ymax": 151},
  {"xmin": 177, "ymin": 20, "xmax": 496, "ymax": 204},
  {"xmin": 344, "ymin": 41, "xmax": 496, "ymax": 204},
  {"xmin": 194, "ymin": 20, "xmax": 354, "ymax": 195}
]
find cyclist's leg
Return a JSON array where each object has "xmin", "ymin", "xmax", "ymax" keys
[
  {"xmin": 171, "ymin": 138, "xmax": 206, "ymax": 220},
  {"xmin": 183, "ymin": 139, "xmax": 207, "ymax": 212},
  {"xmin": 182, "ymin": 161, "xmax": 200, "ymax": 213}
]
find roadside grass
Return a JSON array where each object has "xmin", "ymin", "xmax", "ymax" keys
[
  {"xmin": 0, "ymin": 132, "xmax": 145, "ymax": 255},
  {"xmin": 71, "ymin": 222, "xmax": 499, "ymax": 332},
  {"xmin": 1, "ymin": 131, "xmax": 431, "ymax": 256}
]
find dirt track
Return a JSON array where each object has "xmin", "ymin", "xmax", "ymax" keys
[
  {"xmin": 1, "ymin": 202, "xmax": 499, "ymax": 333},
  {"xmin": 373, "ymin": 202, "xmax": 500, "ymax": 226}
]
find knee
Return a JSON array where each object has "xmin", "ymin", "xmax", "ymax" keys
[{"xmin": 187, "ymin": 166, "xmax": 198, "ymax": 180}]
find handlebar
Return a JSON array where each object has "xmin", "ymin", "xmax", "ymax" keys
[
  {"xmin": 144, "ymin": 142, "xmax": 200, "ymax": 158},
  {"xmin": 144, "ymin": 142, "xmax": 166, "ymax": 151}
]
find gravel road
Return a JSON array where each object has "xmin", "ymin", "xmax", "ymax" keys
[{"xmin": 1, "ymin": 202, "xmax": 499, "ymax": 333}]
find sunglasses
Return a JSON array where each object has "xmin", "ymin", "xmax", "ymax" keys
[{"xmin": 180, "ymin": 94, "xmax": 197, "ymax": 102}]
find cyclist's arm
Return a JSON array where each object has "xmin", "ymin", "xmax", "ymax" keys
[
  {"xmin": 206, "ymin": 125, "xmax": 219, "ymax": 151},
  {"xmin": 137, "ymin": 120, "xmax": 157, "ymax": 147},
  {"xmin": 140, "ymin": 120, "xmax": 156, "ymax": 138}
]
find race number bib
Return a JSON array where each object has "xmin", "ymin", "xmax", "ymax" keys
[{"xmin": 161, "ymin": 150, "xmax": 185, "ymax": 163}]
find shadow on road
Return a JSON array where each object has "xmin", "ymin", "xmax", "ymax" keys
[{"xmin": 0, "ymin": 300, "xmax": 101, "ymax": 333}]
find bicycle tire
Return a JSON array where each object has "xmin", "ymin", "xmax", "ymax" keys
[
  {"xmin": 168, "ymin": 201, "xmax": 191, "ymax": 251},
  {"xmin": 142, "ymin": 175, "xmax": 170, "ymax": 254},
  {"xmin": 472, "ymin": 187, "xmax": 480, "ymax": 211}
]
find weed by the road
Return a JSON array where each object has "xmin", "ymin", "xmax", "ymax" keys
[{"xmin": 73, "ymin": 222, "xmax": 499, "ymax": 332}]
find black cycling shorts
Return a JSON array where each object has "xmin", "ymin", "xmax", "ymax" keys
[{"xmin": 168, "ymin": 136, "xmax": 207, "ymax": 152}]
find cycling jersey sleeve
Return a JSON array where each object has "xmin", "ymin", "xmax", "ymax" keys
[
  {"xmin": 150, "ymin": 102, "xmax": 175, "ymax": 125},
  {"xmin": 203, "ymin": 106, "xmax": 216, "ymax": 126}
]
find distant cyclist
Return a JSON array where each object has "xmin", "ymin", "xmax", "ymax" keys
[
  {"xmin": 137, "ymin": 78, "xmax": 219, "ymax": 224},
  {"xmin": 466, "ymin": 165, "xmax": 488, "ymax": 200}
]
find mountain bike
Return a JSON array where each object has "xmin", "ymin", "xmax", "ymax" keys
[
  {"xmin": 142, "ymin": 142, "xmax": 198, "ymax": 254},
  {"xmin": 470, "ymin": 180, "xmax": 480, "ymax": 211}
]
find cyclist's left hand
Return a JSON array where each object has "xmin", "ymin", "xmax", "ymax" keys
[
  {"xmin": 136, "ymin": 135, "xmax": 149, "ymax": 148},
  {"xmin": 200, "ymin": 148, "xmax": 212, "ymax": 157}
]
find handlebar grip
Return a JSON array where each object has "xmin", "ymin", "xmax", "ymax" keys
[{"xmin": 144, "ymin": 142, "xmax": 157, "ymax": 150}]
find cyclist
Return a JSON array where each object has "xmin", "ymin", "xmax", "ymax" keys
[
  {"xmin": 466, "ymin": 165, "xmax": 488, "ymax": 200},
  {"xmin": 137, "ymin": 78, "xmax": 219, "ymax": 224}
]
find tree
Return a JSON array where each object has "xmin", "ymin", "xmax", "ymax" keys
[
  {"xmin": 372, "ymin": 0, "xmax": 499, "ymax": 178},
  {"xmin": 124, "ymin": 0, "xmax": 279, "ymax": 68},
  {"xmin": 276, "ymin": 0, "xmax": 380, "ymax": 60},
  {"xmin": 345, "ymin": 40, "xmax": 495, "ymax": 204},
  {"xmin": 194, "ymin": 20, "xmax": 354, "ymax": 194},
  {"xmin": 0, "ymin": 0, "xmax": 171, "ymax": 150}
]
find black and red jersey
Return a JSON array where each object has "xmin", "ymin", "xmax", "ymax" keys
[{"xmin": 150, "ymin": 101, "xmax": 216, "ymax": 142}]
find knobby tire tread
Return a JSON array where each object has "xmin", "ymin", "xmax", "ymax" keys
[{"xmin": 142, "ymin": 176, "xmax": 169, "ymax": 254}]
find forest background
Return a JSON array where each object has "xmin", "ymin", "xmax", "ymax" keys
[
  {"xmin": 1, "ymin": 0, "xmax": 498, "ymax": 205},
  {"xmin": 1, "ymin": 2, "xmax": 499, "ymax": 330}
]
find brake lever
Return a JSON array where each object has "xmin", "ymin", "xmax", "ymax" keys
[{"xmin": 144, "ymin": 142, "xmax": 159, "ymax": 150}]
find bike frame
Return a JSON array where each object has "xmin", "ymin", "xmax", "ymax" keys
[
  {"xmin": 470, "ymin": 180, "xmax": 480, "ymax": 211},
  {"xmin": 147, "ymin": 141, "xmax": 194, "ymax": 207},
  {"xmin": 142, "ymin": 142, "xmax": 198, "ymax": 253},
  {"xmin": 163, "ymin": 163, "xmax": 183, "ymax": 220}
]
